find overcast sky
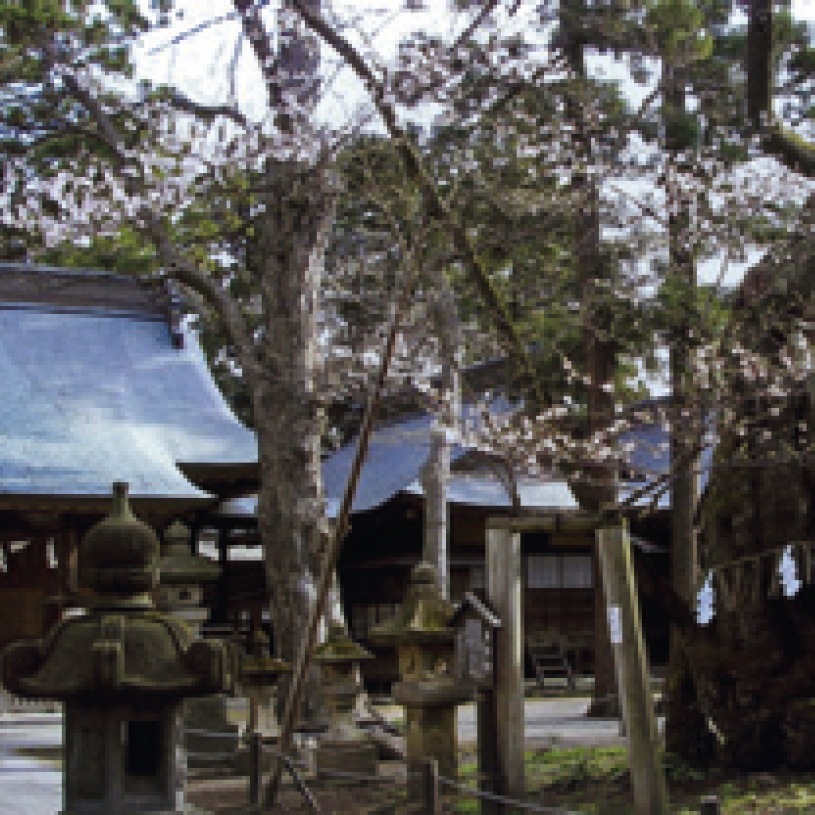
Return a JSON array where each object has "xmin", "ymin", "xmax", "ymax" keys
[
  {"xmin": 133, "ymin": 0, "xmax": 813, "ymax": 297},
  {"xmin": 132, "ymin": 1, "xmax": 812, "ymax": 398},
  {"xmin": 136, "ymin": 1, "xmax": 814, "ymax": 127}
]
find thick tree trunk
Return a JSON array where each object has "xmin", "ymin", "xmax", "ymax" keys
[
  {"xmin": 422, "ymin": 428, "xmax": 450, "ymax": 599},
  {"xmin": 683, "ymin": 381, "xmax": 815, "ymax": 768},
  {"xmin": 661, "ymin": 52, "xmax": 709, "ymax": 757},
  {"xmin": 560, "ymin": 0, "xmax": 619, "ymax": 717},
  {"xmin": 423, "ymin": 276, "xmax": 461, "ymax": 600},
  {"xmin": 747, "ymin": 0, "xmax": 772, "ymax": 130},
  {"xmin": 251, "ymin": 158, "xmax": 336, "ymax": 722}
]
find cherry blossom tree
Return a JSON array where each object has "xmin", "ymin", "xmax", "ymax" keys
[{"xmin": 3, "ymin": 0, "xmax": 814, "ymax": 770}]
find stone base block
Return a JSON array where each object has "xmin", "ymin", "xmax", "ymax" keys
[
  {"xmin": 184, "ymin": 695, "xmax": 240, "ymax": 769},
  {"xmin": 232, "ymin": 738, "xmax": 279, "ymax": 776},
  {"xmin": 783, "ymin": 701, "xmax": 815, "ymax": 769},
  {"xmin": 404, "ymin": 704, "xmax": 457, "ymax": 782},
  {"xmin": 315, "ymin": 740, "xmax": 378, "ymax": 783},
  {"xmin": 586, "ymin": 694, "xmax": 621, "ymax": 719},
  {"xmin": 185, "ymin": 734, "xmax": 240, "ymax": 771}
]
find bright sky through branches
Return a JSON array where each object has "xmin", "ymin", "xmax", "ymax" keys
[
  {"xmin": 133, "ymin": 0, "xmax": 813, "ymax": 300},
  {"xmin": 137, "ymin": 0, "xmax": 815, "ymax": 130}
]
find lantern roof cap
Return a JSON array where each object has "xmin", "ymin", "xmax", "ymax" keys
[
  {"xmin": 240, "ymin": 629, "xmax": 291, "ymax": 681},
  {"xmin": 159, "ymin": 520, "xmax": 219, "ymax": 585},
  {"xmin": 368, "ymin": 562, "xmax": 455, "ymax": 645},
  {"xmin": 314, "ymin": 623, "xmax": 373, "ymax": 664},
  {"xmin": 79, "ymin": 482, "xmax": 159, "ymax": 607}
]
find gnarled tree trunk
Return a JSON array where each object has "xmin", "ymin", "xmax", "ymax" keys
[{"xmin": 251, "ymin": 158, "xmax": 336, "ymax": 721}]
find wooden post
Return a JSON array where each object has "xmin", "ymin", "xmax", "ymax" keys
[
  {"xmin": 596, "ymin": 523, "xmax": 668, "ymax": 815},
  {"xmin": 486, "ymin": 526, "xmax": 524, "ymax": 809},
  {"xmin": 590, "ymin": 545, "xmax": 620, "ymax": 717},
  {"xmin": 476, "ymin": 689, "xmax": 499, "ymax": 815},
  {"xmin": 422, "ymin": 427, "xmax": 450, "ymax": 600},
  {"xmin": 700, "ymin": 796, "xmax": 720, "ymax": 814},
  {"xmin": 421, "ymin": 758, "xmax": 441, "ymax": 815},
  {"xmin": 248, "ymin": 731, "xmax": 263, "ymax": 807},
  {"xmin": 216, "ymin": 526, "xmax": 229, "ymax": 624},
  {"xmin": 66, "ymin": 528, "xmax": 79, "ymax": 595}
]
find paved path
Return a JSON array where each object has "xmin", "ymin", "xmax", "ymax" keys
[
  {"xmin": 372, "ymin": 695, "xmax": 630, "ymax": 747},
  {"xmin": 0, "ymin": 698, "xmax": 637, "ymax": 814},
  {"xmin": 0, "ymin": 716, "xmax": 62, "ymax": 815},
  {"xmin": 459, "ymin": 697, "xmax": 629, "ymax": 747}
]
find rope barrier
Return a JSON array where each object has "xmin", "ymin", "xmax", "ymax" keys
[
  {"xmin": 438, "ymin": 775, "xmax": 588, "ymax": 814},
  {"xmin": 240, "ymin": 735, "xmax": 592, "ymax": 815},
  {"xmin": 185, "ymin": 751, "xmax": 239, "ymax": 761},
  {"xmin": 0, "ymin": 729, "xmax": 648, "ymax": 815},
  {"xmin": 277, "ymin": 751, "xmax": 321, "ymax": 813},
  {"xmin": 183, "ymin": 728, "xmax": 241, "ymax": 739},
  {"xmin": 0, "ymin": 754, "xmax": 590, "ymax": 813},
  {"xmin": 311, "ymin": 766, "xmax": 399, "ymax": 785}
]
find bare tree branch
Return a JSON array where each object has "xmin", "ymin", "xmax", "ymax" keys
[
  {"xmin": 762, "ymin": 126, "xmax": 815, "ymax": 179},
  {"xmin": 290, "ymin": 0, "xmax": 544, "ymax": 407},
  {"xmin": 451, "ymin": 0, "xmax": 503, "ymax": 53},
  {"xmin": 156, "ymin": 89, "xmax": 249, "ymax": 128},
  {"xmin": 607, "ymin": 183, "xmax": 667, "ymax": 227},
  {"xmin": 231, "ymin": 0, "xmax": 279, "ymax": 110},
  {"xmin": 54, "ymin": 65, "xmax": 258, "ymax": 379},
  {"xmin": 146, "ymin": 6, "xmax": 269, "ymax": 56}
]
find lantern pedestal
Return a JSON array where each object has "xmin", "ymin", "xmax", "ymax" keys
[
  {"xmin": 234, "ymin": 629, "xmax": 290, "ymax": 775},
  {"xmin": 370, "ymin": 563, "xmax": 470, "ymax": 797},
  {"xmin": 314, "ymin": 624, "xmax": 377, "ymax": 782},
  {"xmin": 62, "ymin": 702, "xmax": 186, "ymax": 815},
  {"xmin": 156, "ymin": 521, "xmax": 239, "ymax": 772}
]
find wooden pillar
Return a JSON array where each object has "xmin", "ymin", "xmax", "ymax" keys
[
  {"xmin": 486, "ymin": 526, "xmax": 524, "ymax": 808},
  {"xmin": 248, "ymin": 731, "xmax": 263, "ymax": 806},
  {"xmin": 477, "ymin": 688, "xmax": 499, "ymax": 815},
  {"xmin": 54, "ymin": 531, "xmax": 72, "ymax": 598},
  {"xmin": 420, "ymin": 758, "xmax": 441, "ymax": 815},
  {"xmin": 216, "ymin": 526, "xmax": 229, "ymax": 624},
  {"xmin": 597, "ymin": 523, "xmax": 667, "ymax": 815},
  {"xmin": 189, "ymin": 522, "xmax": 200, "ymax": 556},
  {"xmin": 422, "ymin": 427, "xmax": 450, "ymax": 600},
  {"xmin": 700, "ymin": 796, "xmax": 720, "ymax": 815},
  {"xmin": 590, "ymin": 545, "xmax": 619, "ymax": 716}
]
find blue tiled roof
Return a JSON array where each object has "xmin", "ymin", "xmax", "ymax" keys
[
  {"xmin": 322, "ymin": 414, "xmax": 466, "ymax": 516},
  {"xmin": 402, "ymin": 474, "xmax": 578, "ymax": 510},
  {"xmin": 618, "ymin": 421, "xmax": 714, "ymax": 509},
  {"xmin": 322, "ymin": 397, "xmax": 518, "ymax": 517},
  {"xmin": 322, "ymin": 404, "xmax": 708, "ymax": 517},
  {"xmin": 0, "ymin": 294, "xmax": 256, "ymax": 498}
]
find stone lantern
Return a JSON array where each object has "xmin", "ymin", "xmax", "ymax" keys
[
  {"xmin": 1, "ymin": 482, "xmax": 231, "ymax": 815},
  {"xmin": 239, "ymin": 628, "xmax": 290, "ymax": 741},
  {"xmin": 156, "ymin": 520, "xmax": 239, "ymax": 771},
  {"xmin": 156, "ymin": 520, "xmax": 218, "ymax": 636},
  {"xmin": 369, "ymin": 562, "xmax": 470, "ymax": 794},
  {"xmin": 313, "ymin": 622, "xmax": 377, "ymax": 779}
]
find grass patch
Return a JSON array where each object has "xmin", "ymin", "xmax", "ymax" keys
[{"xmin": 516, "ymin": 746, "xmax": 815, "ymax": 814}]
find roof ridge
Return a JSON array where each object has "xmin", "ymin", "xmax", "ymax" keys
[
  {"xmin": 0, "ymin": 261, "xmax": 157, "ymax": 284},
  {"xmin": 0, "ymin": 300, "xmax": 167, "ymax": 321},
  {"xmin": 0, "ymin": 262, "xmax": 174, "ymax": 321}
]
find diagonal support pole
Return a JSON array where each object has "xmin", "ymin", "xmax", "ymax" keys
[{"xmin": 264, "ymin": 243, "xmax": 422, "ymax": 810}]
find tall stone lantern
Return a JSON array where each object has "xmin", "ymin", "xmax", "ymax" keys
[
  {"xmin": 156, "ymin": 520, "xmax": 219, "ymax": 636},
  {"xmin": 369, "ymin": 562, "xmax": 470, "ymax": 794},
  {"xmin": 239, "ymin": 628, "xmax": 290, "ymax": 741},
  {"xmin": 1, "ymin": 482, "xmax": 231, "ymax": 815},
  {"xmin": 313, "ymin": 622, "xmax": 377, "ymax": 779},
  {"xmin": 156, "ymin": 520, "xmax": 240, "ymax": 770}
]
